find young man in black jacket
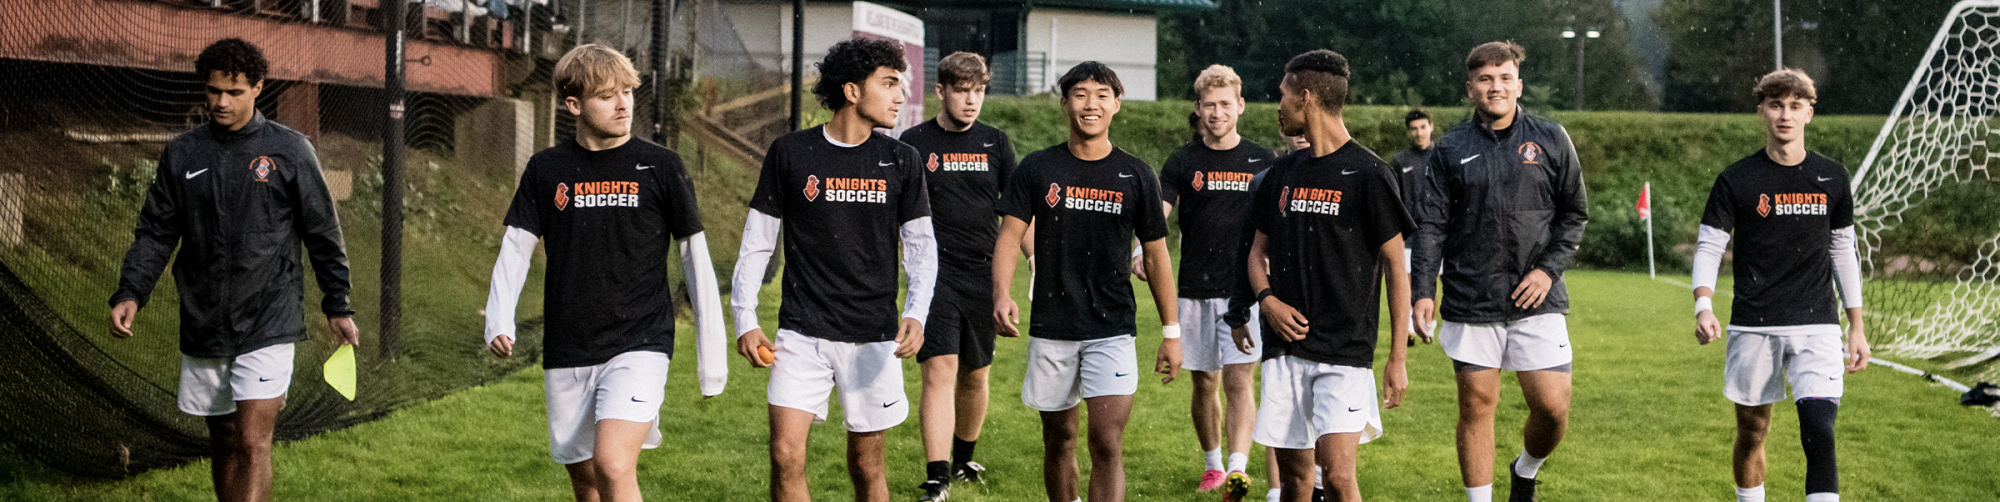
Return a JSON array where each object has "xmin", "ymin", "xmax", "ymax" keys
[
  {"xmin": 1410, "ymin": 41, "xmax": 1588, "ymax": 502},
  {"xmin": 109, "ymin": 38, "xmax": 358, "ymax": 502}
]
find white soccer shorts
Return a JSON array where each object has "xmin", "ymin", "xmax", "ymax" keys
[
  {"xmin": 766, "ymin": 329, "xmax": 909, "ymax": 433},
  {"xmin": 1180, "ymin": 297, "xmax": 1261, "ymax": 372},
  {"xmin": 1724, "ymin": 330, "xmax": 1846, "ymax": 406},
  {"xmin": 1022, "ymin": 335, "xmax": 1139, "ymax": 411},
  {"xmin": 1439, "ymin": 313, "xmax": 1573, "ymax": 371},
  {"xmin": 545, "ymin": 350, "xmax": 670, "ymax": 464},
  {"xmin": 179, "ymin": 343, "xmax": 296, "ymax": 416},
  {"xmin": 1253, "ymin": 355, "xmax": 1383, "ymax": 449}
]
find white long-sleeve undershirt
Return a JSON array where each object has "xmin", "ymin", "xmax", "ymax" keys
[
  {"xmin": 1830, "ymin": 225, "xmax": 1864, "ymax": 309},
  {"xmin": 1691, "ymin": 224, "xmax": 1860, "ymax": 336},
  {"xmin": 484, "ymin": 226, "xmax": 538, "ymax": 347}
]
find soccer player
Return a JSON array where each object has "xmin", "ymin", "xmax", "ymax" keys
[
  {"xmin": 109, "ymin": 38, "xmax": 358, "ymax": 502},
  {"xmin": 729, "ymin": 38, "xmax": 937, "ymax": 502},
  {"xmin": 1156, "ymin": 64, "xmax": 1275, "ymax": 495},
  {"xmin": 1391, "ymin": 109, "xmax": 1439, "ymax": 345},
  {"xmin": 991, "ymin": 61, "xmax": 1182, "ymax": 502},
  {"xmin": 1410, "ymin": 41, "xmax": 1588, "ymax": 502},
  {"xmin": 482, "ymin": 44, "xmax": 728, "ymax": 502},
  {"xmin": 897, "ymin": 51, "xmax": 1018, "ymax": 501},
  {"xmin": 1691, "ymin": 69, "xmax": 1868, "ymax": 502},
  {"xmin": 1249, "ymin": 49, "xmax": 1415, "ymax": 502}
]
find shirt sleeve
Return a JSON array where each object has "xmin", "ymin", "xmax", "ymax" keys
[
  {"xmin": 658, "ymin": 152, "xmax": 705, "ymax": 239},
  {"xmin": 1132, "ymin": 159, "xmax": 1170, "ymax": 242},
  {"xmin": 1364, "ymin": 163, "xmax": 1417, "ymax": 248},
  {"xmin": 112, "ymin": 145, "xmax": 183, "ymax": 309},
  {"xmin": 748, "ymin": 144, "xmax": 787, "ymax": 218},
  {"xmin": 288, "ymin": 139, "xmax": 355, "ymax": 318},
  {"xmin": 898, "ymin": 145, "xmax": 932, "ymax": 224},
  {"xmin": 730, "ymin": 211, "xmax": 782, "ymax": 336},
  {"xmin": 993, "ymin": 133, "xmax": 1018, "ymax": 194},
  {"xmin": 1829, "ymin": 167, "xmax": 1855, "ymax": 230},
  {"xmin": 502, "ymin": 160, "xmax": 544, "ymax": 235},
  {"xmin": 1409, "ymin": 147, "xmax": 1449, "ymax": 300},
  {"xmin": 679, "ymin": 231, "xmax": 729, "ymax": 396},
  {"xmin": 484, "ymin": 225, "xmax": 538, "ymax": 346},
  {"xmin": 997, "ymin": 153, "xmax": 1037, "ymax": 223},
  {"xmin": 1533, "ymin": 125, "xmax": 1589, "ymax": 276},
  {"xmin": 1700, "ymin": 174, "xmax": 1735, "ymax": 231},
  {"xmin": 1158, "ymin": 151, "xmax": 1184, "ymax": 208}
]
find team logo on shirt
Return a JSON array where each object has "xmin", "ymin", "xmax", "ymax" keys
[
  {"xmin": 1046, "ymin": 183, "xmax": 1063, "ymax": 207},
  {"xmin": 1195, "ymin": 171, "xmax": 1253, "ymax": 192},
  {"xmin": 1761, "ymin": 192, "xmax": 1828, "ymax": 217},
  {"xmin": 1061, "ymin": 185, "xmax": 1126, "ymax": 214},
  {"xmin": 1282, "ymin": 186, "xmax": 1342, "ymax": 216},
  {"xmin": 929, "ymin": 153, "xmax": 990, "ymax": 172},
  {"xmin": 250, "ymin": 156, "xmax": 275, "ymax": 182},
  {"xmin": 817, "ymin": 176, "xmax": 890, "ymax": 203},
  {"xmin": 558, "ymin": 181, "xmax": 642, "ymax": 209},
  {"xmin": 1518, "ymin": 142, "xmax": 1543, "ymax": 164}
]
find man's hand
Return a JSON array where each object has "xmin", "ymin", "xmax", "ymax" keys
[
  {"xmin": 1131, "ymin": 254, "xmax": 1149, "ymax": 282},
  {"xmin": 109, "ymin": 300, "xmax": 138, "ymax": 339},
  {"xmin": 895, "ymin": 317, "xmax": 925, "ymax": 358},
  {"xmin": 489, "ymin": 335, "xmax": 515, "ymax": 358},
  {"xmin": 1230, "ymin": 324, "xmax": 1256, "ymax": 355},
  {"xmin": 994, "ymin": 297, "xmax": 1022, "ymax": 338},
  {"xmin": 1845, "ymin": 324, "xmax": 1871, "ymax": 374},
  {"xmin": 328, "ymin": 316, "xmax": 361, "ymax": 347},
  {"xmin": 1382, "ymin": 359, "xmax": 1409, "ymax": 409},
  {"xmin": 1413, "ymin": 298, "xmax": 1436, "ymax": 340},
  {"xmin": 1695, "ymin": 309, "xmax": 1723, "ymax": 345},
  {"xmin": 737, "ymin": 329, "xmax": 775, "ymax": 368},
  {"xmin": 1261, "ymin": 297, "xmax": 1310, "ymax": 342},
  {"xmin": 1512, "ymin": 269, "xmax": 1553, "ymax": 309},
  {"xmin": 1155, "ymin": 337, "xmax": 1183, "ymax": 384}
]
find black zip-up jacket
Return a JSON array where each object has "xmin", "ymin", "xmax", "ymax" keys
[
  {"xmin": 1410, "ymin": 112, "xmax": 1587, "ymax": 323},
  {"xmin": 111, "ymin": 112, "xmax": 354, "ymax": 359}
]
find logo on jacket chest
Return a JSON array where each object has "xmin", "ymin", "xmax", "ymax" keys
[
  {"xmin": 250, "ymin": 156, "xmax": 276, "ymax": 182},
  {"xmin": 1517, "ymin": 142, "xmax": 1543, "ymax": 165}
]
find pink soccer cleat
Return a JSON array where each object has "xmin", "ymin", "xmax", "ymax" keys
[{"xmin": 1198, "ymin": 469, "xmax": 1227, "ymax": 492}]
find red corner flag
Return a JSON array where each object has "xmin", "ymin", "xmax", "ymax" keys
[{"xmin": 1636, "ymin": 182, "xmax": 1652, "ymax": 220}]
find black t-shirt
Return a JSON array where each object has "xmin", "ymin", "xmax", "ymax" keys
[
  {"xmin": 503, "ymin": 138, "xmax": 704, "ymax": 369},
  {"xmin": 997, "ymin": 144, "xmax": 1169, "ymax": 341},
  {"xmin": 749, "ymin": 126, "xmax": 931, "ymax": 343},
  {"xmin": 897, "ymin": 120, "xmax": 1016, "ymax": 296},
  {"xmin": 1160, "ymin": 140, "xmax": 1275, "ymax": 299},
  {"xmin": 1250, "ymin": 141, "xmax": 1414, "ymax": 367},
  {"xmin": 1700, "ymin": 150, "xmax": 1854, "ymax": 327}
]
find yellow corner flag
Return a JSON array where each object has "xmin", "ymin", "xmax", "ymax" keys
[{"xmin": 324, "ymin": 345, "xmax": 357, "ymax": 401}]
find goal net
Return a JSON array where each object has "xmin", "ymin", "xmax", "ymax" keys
[{"xmin": 1854, "ymin": 0, "xmax": 2000, "ymax": 384}]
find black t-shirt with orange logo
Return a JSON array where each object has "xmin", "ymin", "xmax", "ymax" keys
[
  {"xmin": 897, "ymin": 120, "xmax": 1016, "ymax": 296},
  {"xmin": 1700, "ymin": 150, "xmax": 1854, "ymax": 327},
  {"xmin": 1250, "ymin": 141, "xmax": 1413, "ymax": 368},
  {"xmin": 503, "ymin": 138, "xmax": 705, "ymax": 368},
  {"xmin": 1159, "ymin": 140, "xmax": 1275, "ymax": 299},
  {"xmin": 749, "ymin": 126, "xmax": 931, "ymax": 343},
  {"xmin": 998, "ymin": 144, "xmax": 1170, "ymax": 341}
]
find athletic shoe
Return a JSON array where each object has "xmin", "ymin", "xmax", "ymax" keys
[
  {"xmin": 1313, "ymin": 487, "xmax": 1325, "ymax": 502},
  {"xmin": 918, "ymin": 479, "xmax": 950, "ymax": 501},
  {"xmin": 1222, "ymin": 471, "xmax": 1252, "ymax": 502},
  {"xmin": 953, "ymin": 461, "xmax": 986, "ymax": 484},
  {"xmin": 1508, "ymin": 457, "xmax": 1539, "ymax": 502},
  {"xmin": 1198, "ymin": 469, "xmax": 1227, "ymax": 492}
]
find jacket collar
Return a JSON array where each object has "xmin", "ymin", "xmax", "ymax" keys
[{"xmin": 207, "ymin": 111, "xmax": 268, "ymax": 143}]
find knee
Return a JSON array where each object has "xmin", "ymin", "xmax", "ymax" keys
[
  {"xmin": 1528, "ymin": 399, "xmax": 1570, "ymax": 422},
  {"xmin": 592, "ymin": 457, "xmax": 636, "ymax": 482},
  {"xmin": 1191, "ymin": 371, "xmax": 1220, "ymax": 393},
  {"xmin": 770, "ymin": 440, "xmax": 807, "ymax": 470},
  {"xmin": 1797, "ymin": 399, "xmax": 1839, "ymax": 438}
]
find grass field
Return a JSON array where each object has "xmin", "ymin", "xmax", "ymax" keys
[{"xmin": 4, "ymin": 269, "xmax": 1995, "ymax": 501}]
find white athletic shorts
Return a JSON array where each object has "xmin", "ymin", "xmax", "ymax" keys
[
  {"xmin": 545, "ymin": 350, "xmax": 670, "ymax": 464},
  {"xmin": 1253, "ymin": 355, "xmax": 1383, "ymax": 449},
  {"xmin": 1439, "ymin": 313, "xmax": 1573, "ymax": 371},
  {"xmin": 1724, "ymin": 330, "xmax": 1846, "ymax": 406},
  {"xmin": 766, "ymin": 329, "xmax": 909, "ymax": 433},
  {"xmin": 1180, "ymin": 297, "xmax": 1260, "ymax": 372},
  {"xmin": 1022, "ymin": 335, "xmax": 1139, "ymax": 411},
  {"xmin": 179, "ymin": 343, "xmax": 296, "ymax": 416}
]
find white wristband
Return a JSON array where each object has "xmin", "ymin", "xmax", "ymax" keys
[
  {"xmin": 1161, "ymin": 324, "xmax": 1181, "ymax": 339},
  {"xmin": 1695, "ymin": 296, "xmax": 1714, "ymax": 315}
]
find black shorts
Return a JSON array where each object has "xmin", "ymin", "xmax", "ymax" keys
[{"xmin": 918, "ymin": 284, "xmax": 997, "ymax": 370}]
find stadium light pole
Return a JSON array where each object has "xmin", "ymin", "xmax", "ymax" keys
[
  {"xmin": 1563, "ymin": 27, "xmax": 1600, "ymax": 111},
  {"xmin": 1774, "ymin": 0, "xmax": 1784, "ymax": 70},
  {"xmin": 381, "ymin": 0, "xmax": 407, "ymax": 361},
  {"xmin": 789, "ymin": 0, "xmax": 804, "ymax": 131}
]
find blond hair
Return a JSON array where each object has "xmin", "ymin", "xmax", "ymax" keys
[
  {"xmin": 1193, "ymin": 64, "xmax": 1242, "ymax": 96},
  {"xmin": 1753, "ymin": 68, "xmax": 1818, "ymax": 104},
  {"xmin": 554, "ymin": 44, "xmax": 641, "ymax": 99}
]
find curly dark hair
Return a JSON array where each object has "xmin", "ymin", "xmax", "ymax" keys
[
  {"xmin": 813, "ymin": 38, "xmax": 907, "ymax": 111},
  {"xmin": 195, "ymin": 38, "xmax": 269, "ymax": 84},
  {"xmin": 1284, "ymin": 50, "xmax": 1350, "ymax": 114}
]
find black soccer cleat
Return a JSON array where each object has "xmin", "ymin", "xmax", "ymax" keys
[
  {"xmin": 918, "ymin": 479, "xmax": 950, "ymax": 501},
  {"xmin": 1508, "ymin": 457, "xmax": 1540, "ymax": 502},
  {"xmin": 953, "ymin": 461, "xmax": 987, "ymax": 484}
]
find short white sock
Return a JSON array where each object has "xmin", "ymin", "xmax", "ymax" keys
[
  {"xmin": 1315, "ymin": 466, "xmax": 1325, "ymax": 489},
  {"xmin": 1466, "ymin": 484, "xmax": 1493, "ymax": 502},
  {"xmin": 1204, "ymin": 449, "xmax": 1224, "ymax": 471},
  {"xmin": 1735, "ymin": 484, "xmax": 1764, "ymax": 502},
  {"xmin": 1227, "ymin": 452, "xmax": 1249, "ymax": 473},
  {"xmin": 1513, "ymin": 448, "xmax": 1547, "ymax": 479},
  {"xmin": 1266, "ymin": 488, "xmax": 1282, "ymax": 502},
  {"xmin": 1805, "ymin": 493, "xmax": 1839, "ymax": 502}
]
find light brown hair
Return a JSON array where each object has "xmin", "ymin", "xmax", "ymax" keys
[
  {"xmin": 937, "ymin": 52, "xmax": 991, "ymax": 89},
  {"xmin": 1465, "ymin": 40, "xmax": 1527, "ymax": 75},
  {"xmin": 554, "ymin": 44, "xmax": 641, "ymax": 100},
  {"xmin": 1753, "ymin": 68, "xmax": 1818, "ymax": 104},
  {"xmin": 1193, "ymin": 64, "xmax": 1243, "ymax": 97}
]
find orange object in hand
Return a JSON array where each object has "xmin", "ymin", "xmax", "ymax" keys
[{"xmin": 757, "ymin": 345, "xmax": 776, "ymax": 365}]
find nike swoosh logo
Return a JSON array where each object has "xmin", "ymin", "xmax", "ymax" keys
[
  {"xmin": 258, "ymin": 377, "xmax": 273, "ymax": 382},
  {"xmin": 1114, "ymin": 372, "xmax": 1131, "ymax": 377},
  {"xmin": 1460, "ymin": 155, "xmax": 1481, "ymax": 164},
  {"xmin": 636, "ymin": 164, "xmax": 654, "ymax": 170},
  {"xmin": 1402, "ymin": 167, "xmax": 1414, "ymax": 173},
  {"xmin": 1817, "ymin": 176, "xmax": 1832, "ymax": 182},
  {"xmin": 1118, "ymin": 173, "xmax": 1134, "ymax": 178},
  {"xmin": 882, "ymin": 400, "xmax": 900, "ymax": 408},
  {"xmin": 879, "ymin": 161, "xmax": 896, "ymax": 166},
  {"xmin": 1341, "ymin": 169, "xmax": 1360, "ymax": 175},
  {"xmin": 185, "ymin": 168, "xmax": 210, "ymax": 179},
  {"xmin": 1829, "ymin": 376, "xmax": 1840, "ymax": 380},
  {"xmin": 1558, "ymin": 344, "xmax": 1569, "ymax": 348},
  {"xmin": 983, "ymin": 142, "xmax": 996, "ymax": 147},
  {"xmin": 1248, "ymin": 158, "xmax": 1263, "ymax": 163},
  {"xmin": 631, "ymin": 396, "xmax": 646, "ymax": 402},
  {"xmin": 1347, "ymin": 406, "xmax": 1362, "ymax": 412}
]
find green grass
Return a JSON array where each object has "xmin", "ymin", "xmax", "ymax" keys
[{"xmin": 5, "ymin": 270, "xmax": 1994, "ymax": 501}]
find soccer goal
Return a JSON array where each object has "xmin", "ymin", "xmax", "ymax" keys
[{"xmin": 1853, "ymin": 0, "xmax": 2000, "ymax": 382}]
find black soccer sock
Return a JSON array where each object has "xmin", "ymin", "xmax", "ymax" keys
[
  {"xmin": 1798, "ymin": 398, "xmax": 1840, "ymax": 495},
  {"xmin": 927, "ymin": 460, "xmax": 951, "ymax": 483},
  {"xmin": 952, "ymin": 437, "xmax": 977, "ymax": 466}
]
